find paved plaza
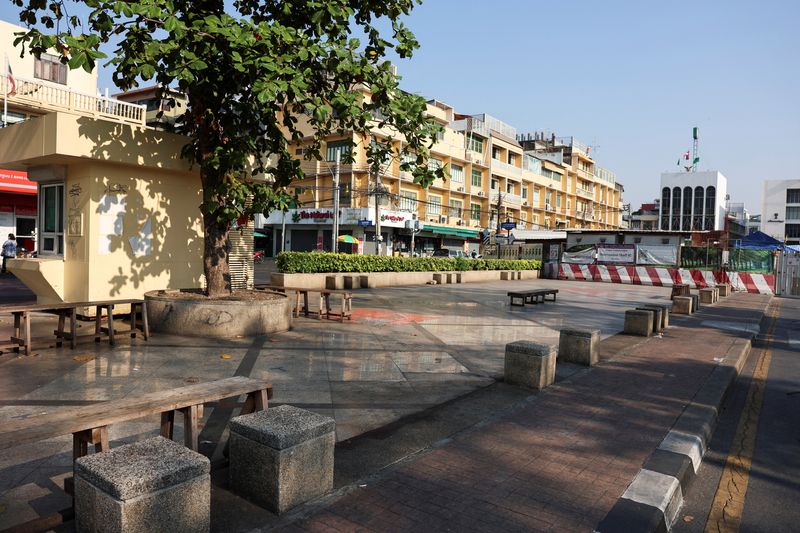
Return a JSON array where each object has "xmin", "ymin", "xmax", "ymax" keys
[{"xmin": 0, "ymin": 276, "xmax": 771, "ymax": 531}]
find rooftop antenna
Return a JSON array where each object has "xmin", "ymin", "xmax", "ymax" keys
[{"xmin": 691, "ymin": 126, "xmax": 699, "ymax": 172}]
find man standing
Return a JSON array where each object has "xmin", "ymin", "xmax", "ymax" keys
[{"xmin": 2, "ymin": 233, "xmax": 17, "ymax": 274}]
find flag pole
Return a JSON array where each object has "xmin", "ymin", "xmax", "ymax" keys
[{"xmin": 3, "ymin": 54, "xmax": 8, "ymax": 128}]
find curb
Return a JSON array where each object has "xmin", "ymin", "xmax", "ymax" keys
[{"xmin": 596, "ymin": 333, "xmax": 754, "ymax": 533}]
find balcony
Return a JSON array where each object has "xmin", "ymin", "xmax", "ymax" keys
[
  {"xmin": 450, "ymin": 117, "xmax": 490, "ymax": 138},
  {"xmin": 2, "ymin": 73, "xmax": 145, "ymax": 127},
  {"xmin": 491, "ymin": 159, "xmax": 523, "ymax": 179},
  {"xmin": 576, "ymin": 187, "xmax": 594, "ymax": 200},
  {"xmin": 491, "ymin": 190, "xmax": 521, "ymax": 205}
]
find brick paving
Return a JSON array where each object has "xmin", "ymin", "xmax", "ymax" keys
[{"xmin": 280, "ymin": 294, "xmax": 769, "ymax": 533}]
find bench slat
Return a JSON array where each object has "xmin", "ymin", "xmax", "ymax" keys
[{"xmin": 0, "ymin": 376, "xmax": 272, "ymax": 451}]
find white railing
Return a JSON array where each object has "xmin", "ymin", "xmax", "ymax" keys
[
  {"xmin": 576, "ymin": 187, "xmax": 594, "ymax": 199},
  {"xmin": 2, "ymin": 73, "xmax": 145, "ymax": 127},
  {"xmin": 491, "ymin": 159, "xmax": 523, "ymax": 178}
]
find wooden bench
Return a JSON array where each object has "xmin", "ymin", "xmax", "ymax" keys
[
  {"xmin": 254, "ymin": 285, "xmax": 353, "ymax": 321},
  {"xmin": 0, "ymin": 376, "xmax": 273, "ymax": 486},
  {"xmin": 1, "ymin": 299, "xmax": 149, "ymax": 356},
  {"xmin": 508, "ymin": 289, "xmax": 559, "ymax": 307}
]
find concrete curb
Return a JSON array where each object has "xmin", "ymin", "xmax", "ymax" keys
[{"xmin": 596, "ymin": 335, "xmax": 754, "ymax": 532}]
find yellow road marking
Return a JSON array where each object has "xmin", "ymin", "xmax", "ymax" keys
[{"xmin": 704, "ymin": 301, "xmax": 780, "ymax": 533}]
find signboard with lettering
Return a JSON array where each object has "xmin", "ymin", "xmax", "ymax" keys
[
  {"xmin": 596, "ymin": 244, "xmax": 636, "ymax": 264},
  {"xmin": 501, "ymin": 221, "xmax": 517, "ymax": 230},
  {"xmin": 0, "ymin": 169, "xmax": 36, "ymax": 195}
]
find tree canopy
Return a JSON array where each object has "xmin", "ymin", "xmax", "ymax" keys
[{"xmin": 11, "ymin": 0, "xmax": 444, "ymax": 295}]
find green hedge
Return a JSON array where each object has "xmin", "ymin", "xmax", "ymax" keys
[{"xmin": 276, "ymin": 252, "xmax": 542, "ymax": 274}]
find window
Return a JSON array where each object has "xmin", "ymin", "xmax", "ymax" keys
[
  {"xmin": 400, "ymin": 190, "xmax": 417, "ymax": 212},
  {"xmin": 521, "ymin": 185, "xmax": 528, "ymax": 199},
  {"xmin": 471, "ymin": 169, "xmax": 482, "ymax": 187},
  {"xmin": 682, "ymin": 186, "xmax": 692, "ymax": 231},
  {"xmin": 435, "ymin": 129, "xmax": 445, "ymax": 142},
  {"xmin": 507, "ymin": 153, "xmax": 516, "ymax": 165},
  {"xmin": 786, "ymin": 224, "xmax": 800, "ymax": 239},
  {"xmin": 787, "ymin": 189, "xmax": 800, "ymax": 204},
  {"xmin": 326, "ymin": 140, "xmax": 352, "ymax": 162},
  {"xmin": 555, "ymin": 194, "xmax": 561, "ymax": 208},
  {"xmin": 492, "ymin": 147, "xmax": 501, "ymax": 160},
  {"xmin": 506, "ymin": 183, "xmax": 514, "ymax": 194},
  {"xmin": 39, "ymin": 183, "xmax": 64, "ymax": 255},
  {"xmin": 470, "ymin": 203, "xmax": 481, "ymax": 221},
  {"xmin": 533, "ymin": 187, "xmax": 540, "ymax": 203},
  {"xmin": 369, "ymin": 140, "xmax": 392, "ymax": 168},
  {"xmin": 661, "ymin": 187, "xmax": 671, "ymax": 230},
  {"xmin": 705, "ymin": 186, "xmax": 716, "ymax": 230},
  {"xmin": 542, "ymin": 168, "xmax": 562, "ymax": 182},
  {"xmin": 428, "ymin": 195, "xmax": 442, "ymax": 215},
  {"xmin": 34, "ymin": 53, "xmax": 67, "ymax": 84},
  {"xmin": 428, "ymin": 157, "xmax": 443, "ymax": 172},
  {"xmin": 545, "ymin": 191, "xmax": 552, "ymax": 209},
  {"xmin": 786, "ymin": 206, "xmax": 800, "ymax": 220},
  {"xmin": 448, "ymin": 199, "xmax": 462, "ymax": 218},
  {"xmin": 491, "ymin": 179, "xmax": 499, "ymax": 190},
  {"xmin": 450, "ymin": 164, "xmax": 464, "ymax": 183},
  {"xmin": 467, "ymin": 136, "xmax": 483, "ymax": 154},
  {"xmin": 519, "ymin": 212, "xmax": 527, "ymax": 227}
]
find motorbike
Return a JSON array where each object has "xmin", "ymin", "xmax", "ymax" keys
[{"xmin": 253, "ymin": 250, "xmax": 265, "ymax": 264}]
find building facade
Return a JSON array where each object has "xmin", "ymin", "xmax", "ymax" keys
[
  {"xmin": 658, "ymin": 171, "xmax": 728, "ymax": 232},
  {"xmin": 256, "ymin": 103, "xmax": 625, "ymax": 256},
  {"xmin": 761, "ymin": 179, "xmax": 800, "ymax": 245},
  {"xmin": 625, "ymin": 201, "xmax": 660, "ymax": 230}
]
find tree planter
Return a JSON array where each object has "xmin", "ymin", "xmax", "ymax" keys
[{"xmin": 145, "ymin": 290, "xmax": 291, "ymax": 338}]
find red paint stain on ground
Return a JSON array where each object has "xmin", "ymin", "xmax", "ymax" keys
[{"xmin": 351, "ymin": 308, "xmax": 438, "ymax": 324}]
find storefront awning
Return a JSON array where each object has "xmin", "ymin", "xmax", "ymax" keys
[
  {"xmin": 423, "ymin": 224, "xmax": 480, "ymax": 239},
  {"xmin": 254, "ymin": 230, "xmax": 269, "ymax": 238},
  {"xmin": 0, "ymin": 169, "xmax": 37, "ymax": 195}
]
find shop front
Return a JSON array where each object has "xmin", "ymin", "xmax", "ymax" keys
[
  {"xmin": 0, "ymin": 169, "xmax": 37, "ymax": 253},
  {"xmin": 403, "ymin": 224, "xmax": 481, "ymax": 256}
]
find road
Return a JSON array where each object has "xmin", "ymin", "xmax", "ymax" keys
[{"xmin": 675, "ymin": 296, "xmax": 800, "ymax": 532}]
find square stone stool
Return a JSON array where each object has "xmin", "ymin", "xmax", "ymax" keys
[
  {"xmin": 712, "ymin": 287, "xmax": 720, "ymax": 302},
  {"xmin": 75, "ymin": 436, "xmax": 210, "ymax": 533},
  {"xmin": 672, "ymin": 296, "xmax": 693, "ymax": 315},
  {"xmin": 359, "ymin": 275, "xmax": 373, "ymax": 289},
  {"xmin": 558, "ymin": 328, "xmax": 600, "ymax": 366},
  {"xmin": 690, "ymin": 293, "xmax": 700, "ymax": 312},
  {"xmin": 719, "ymin": 284, "xmax": 731, "ymax": 297},
  {"xmin": 650, "ymin": 303, "xmax": 670, "ymax": 329},
  {"xmin": 343, "ymin": 275, "xmax": 357, "ymax": 290},
  {"xmin": 624, "ymin": 309, "xmax": 653, "ymax": 336},
  {"xmin": 504, "ymin": 341, "xmax": 556, "ymax": 389},
  {"xmin": 229, "ymin": 405, "xmax": 335, "ymax": 514},
  {"xmin": 636, "ymin": 306, "xmax": 663, "ymax": 334}
]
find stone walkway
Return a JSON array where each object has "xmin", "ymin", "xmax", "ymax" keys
[{"xmin": 267, "ymin": 293, "xmax": 769, "ymax": 532}]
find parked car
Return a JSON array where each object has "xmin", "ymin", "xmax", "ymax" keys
[{"xmin": 432, "ymin": 249, "xmax": 468, "ymax": 259}]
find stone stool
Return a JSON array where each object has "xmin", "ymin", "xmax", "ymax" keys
[
  {"xmin": 712, "ymin": 287, "xmax": 720, "ymax": 302},
  {"xmin": 229, "ymin": 405, "xmax": 335, "ymax": 514},
  {"xmin": 325, "ymin": 275, "xmax": 340, "ymax": 290},
  {"xmin": 455, "ymin": 272, "xmax": 463, "ymax": 283},
  {"xmin": 432, "ymin": 273, "xmax": 444, "ymax": 284},
  {"xmin": 719, "ymin": 284, "xmax": 731, "ymax": 297},
  {"xmin": 690, "ymin": 293, "xmax": 700, "ymax": 311},
  {"xmin": 558, "ymin": 328, "xmax": 600, "ymax": 366},
  {"xmin": 343, "ymin": 275, "xmax": 357, "ymax": 290},
  {"xmin": 504, "ymin": 341, "xmax": 556, "ymax": 390},
  {"xmin": 359, "ymin": 275, "xmax": 373, "ymax": 289},
  {"xmin": 700, "ymin": 287, "xmax": 714, "ymax": 303},
  {"xmin": 636, "ymin": 306, "xmax": 663, "ymax": 334},
  {"xmin": 445, "ymin": 272, "xmax": 455, "ymax": 284},
  {"xmin": 500, "ymin": 271, "xmax": 512, "ymax": 281},
  {"xmin": 624, "ymin": 309, "xmax": 653, "ymax": 336},
  {"xmin": 672, "ymin": 296, "xmax": 693, "ymax": 315},
  {"xmin": 651, "ymin": 303, "xmax": 671, "ymax": 329},
  {"xmin": 75, "ymin": 436, "xmax": 210, "ymax": 533}
]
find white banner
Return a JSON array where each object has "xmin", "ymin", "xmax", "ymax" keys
[
  {"xmin": 597, "ymin": 244, "xmax": 636, "ymax": 264},
  {"xmin": 561, "ymin": 247, "xmax": 596, "ymax": 264},
  {"xmin": 636, "ymin": 244, "xmax": 678, "ymax": 266}
]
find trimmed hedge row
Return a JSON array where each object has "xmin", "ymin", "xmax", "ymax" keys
[{"xmin": 276, "ymin": 252, "xmax": 542, "ymax": 273}]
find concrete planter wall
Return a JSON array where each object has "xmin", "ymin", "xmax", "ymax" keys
[
  {"xmin": 271, "ymin": 269, "xmax": 539, "ymax": 290},
  {"xmin": 145, "ymin": 290, "xmax": 292, "ymax": 338}
]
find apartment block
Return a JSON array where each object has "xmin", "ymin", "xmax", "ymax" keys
[{"xmin": 761, "ymin": 179, "xmax": 800, "ymax": 245}]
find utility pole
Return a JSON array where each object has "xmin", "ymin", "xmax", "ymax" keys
[
  {"xmin": 332, "ymin": 152, "xmax": 340, "ymax": 253},
  {"xmin": 374, "ymin": 167, "xmax": 382, "ymax": 255},
  {"xmin": 495, "ymin": 190, "xmax": 503, "ymax": 259}
]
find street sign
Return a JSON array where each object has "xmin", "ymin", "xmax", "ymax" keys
[
  {"xmin": 501, "ymin": 222, "xmax": 517, "ymax": 230},
  {"xmin": 357, "ymin": 219, "xmax": 372, "ymax": 227}
]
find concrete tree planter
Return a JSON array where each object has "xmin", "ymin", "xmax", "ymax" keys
[{"xmin": 145, "ymin": 289, "xmax": 292, "ymax": 338}]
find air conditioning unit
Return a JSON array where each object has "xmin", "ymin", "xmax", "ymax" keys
[
  {"xmin": 474, "ymin": 159, "xmax": 483, "ymax": 166},
  {"xmin": 457, "ymin": 186, "xmax": 465, "ymax": 192},
  {"xmin": 477, "ymin": 191, "xmax": 485, "ymax": 197},
  {"xmin": 523, "ymin": 201, "xmax": 529, "ymax": 207},
  {"xmin": 439, "ymin": 215, "xmax": 448, "ymax": 224}
]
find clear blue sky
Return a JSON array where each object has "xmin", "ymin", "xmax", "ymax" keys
[{"xmin": 2, "ymin": 0, "xmax": 798, "ymax": 211}]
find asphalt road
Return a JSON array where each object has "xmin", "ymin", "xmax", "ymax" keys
[{"xmin": 675, "ymin": 297, "xmax": 800, "ymax": 532}]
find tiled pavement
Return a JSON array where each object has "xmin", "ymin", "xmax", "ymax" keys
[{"xmin": 271, "ymin": 293, "xmax": 769, "ymax": 532}]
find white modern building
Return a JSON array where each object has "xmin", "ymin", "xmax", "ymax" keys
[
  {"xmin": 761, "ymin": 179, "xmax": 800, "ymax": 245},
  {"xmin": 658, "ymin": 171, "xmax": 728, "ymax": 232}
]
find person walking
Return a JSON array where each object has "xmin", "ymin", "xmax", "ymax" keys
[{"xmin": 2, "ymin": 233, "xmax": 17, "ymax": 274}]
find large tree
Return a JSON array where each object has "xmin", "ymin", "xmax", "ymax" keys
[{"xmin": 11, "ymin": 0, "xmax": 444, "ymax": 296}]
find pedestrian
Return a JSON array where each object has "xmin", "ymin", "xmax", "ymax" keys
[{"xmin": 2, "ymin": 233, "xmax": 17, "ymax": 274}]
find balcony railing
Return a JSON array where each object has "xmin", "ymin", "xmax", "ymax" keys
[
  {"xmin": 491, "ymin": 190, "xmax": 521, "ymax": 205},
  {"xmin": 576, "ymin": 187, "xmax": 594, "ymax": 199},
  {"xmin": 490, "ymin": 159, "xmax": 523, "ymax": 179},
  {"xmin": 2, "ymin": 73, "xmax": 145, "ymax": 127}
]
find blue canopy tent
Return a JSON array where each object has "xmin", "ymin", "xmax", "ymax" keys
[{"xmin": 737, "ymin": 231, "xmax": 785, "ymax": 250}]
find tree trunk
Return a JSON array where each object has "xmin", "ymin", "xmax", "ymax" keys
[{"xmin": 203, "ymin": 210, "xmax": 231, "ymax": 297}]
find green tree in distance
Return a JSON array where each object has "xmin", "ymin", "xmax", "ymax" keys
[{"xmin": 10, "ymin": 0, "xmax": 444, "ymax": 296}]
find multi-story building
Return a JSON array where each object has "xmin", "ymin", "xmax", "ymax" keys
[
  {"xmin": 761, "ymin": 179, "xmax": 800, "ymax": 245},
  {"xmin": 114, "ymin": 86, "xmax": 188, "ymax": 129},
  {"xmin": 625, "ymin": 201, "xmax": 660, "ymax": 230},
  {"xmin": 257, "ymin": 106, "xmax": 625, "ymax": 256},
  {"xmin": 658, "ymin": 171, "xmax": 728, "ymax": 232}
]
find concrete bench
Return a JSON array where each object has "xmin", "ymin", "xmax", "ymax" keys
[
  {"xmin": 229, "ymin": 405, "xmax": 335, "ymax": 514},
  {"xmin": 624, "ymin": 309, "xmax": 654, "ymax": 336},
  {"xmin": 699, "ymin": 288, "xmax": 715, "ymax": 304},
  {"xmin": 718, "ymin": 284, "xmax": 731, "ymax": 297},
  {"xmin": 1, "ymin": 299, "xmax": 149, "ymax": 356},
  {"xmin": 75, "ymin": 436, "xmax": 210, "ymax": 532},
  {"xmin": 690, "ymin": 293, "xmax": 700, "ymax": 312},
  {"xmin": 558, "ymin": 328, "xmax": 600, "ymax": 366},
  {"xmin": 672, "ymin": 296, "xmax": 693, "ymax": 315},
  {"xmin": 636, "ymin": 306, "xmax": 663, "ymax": 334},
  {"xmin": 504, "ymin": 341, "xmax": 556, "ymax": 390}
]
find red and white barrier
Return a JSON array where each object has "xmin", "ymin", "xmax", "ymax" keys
[{"xmin": 552, "ymin": 264, "xmax": 774, "ymax": 294}]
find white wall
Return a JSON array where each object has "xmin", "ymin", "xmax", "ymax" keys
[
  {"xmin": 659, "ymin": 171, "xmax": 728, "ymax": 231},
  {"xmin": 1, "ymin": 19, "xmax": 98, "ymax": 95},
  {"xmin": 761, "ymin": 179, "xmax": 800, "ymax": 241}
]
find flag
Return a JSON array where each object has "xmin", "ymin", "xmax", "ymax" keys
[
  {"xmin": 4, "ymin": 54, "xmax": 15, "ymax": 95},
  {"xmin": 683, "ymin": 150, "xmax": 690, "ymax": 160}
]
